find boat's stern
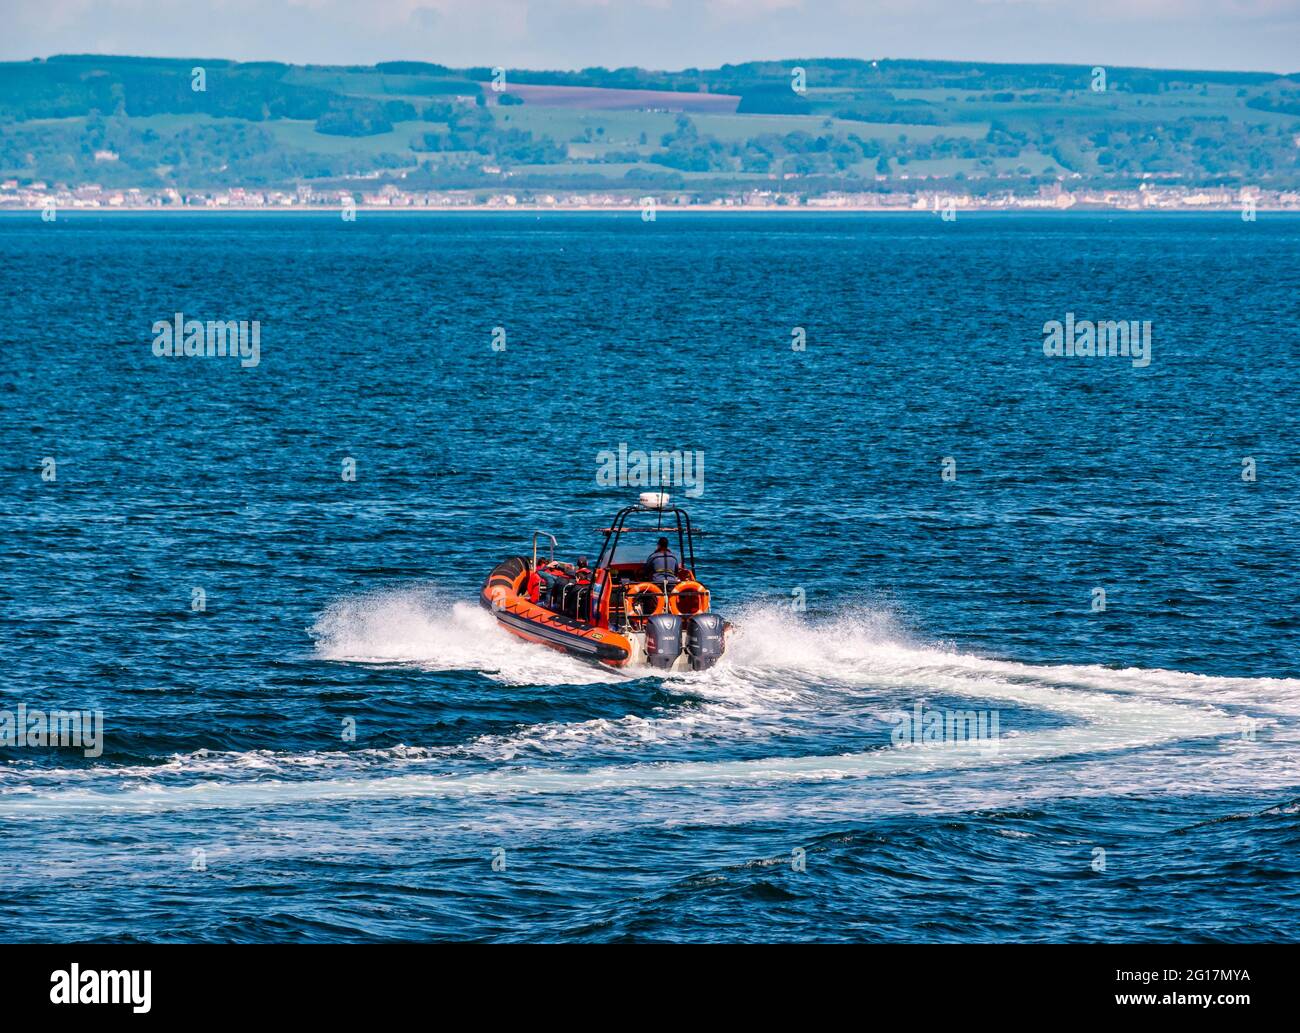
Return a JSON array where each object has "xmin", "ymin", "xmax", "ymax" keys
[{"xmin": 631, "ymin": 612, "xmax": 726, "ymax": 672}]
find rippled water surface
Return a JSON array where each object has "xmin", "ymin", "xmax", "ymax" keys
[{"xmin": 1, "ymin": 212, "xmax": 1297, "ymax": 942}]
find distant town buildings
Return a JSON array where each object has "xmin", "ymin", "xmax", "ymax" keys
[{"xmin": 0, "ymin": 182, "xmax": 1296, "ymax": 213}]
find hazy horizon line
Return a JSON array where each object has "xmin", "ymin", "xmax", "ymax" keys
[{"xmin": 11, "ymin": 51, "xmax": 1297, "ymax": 78}]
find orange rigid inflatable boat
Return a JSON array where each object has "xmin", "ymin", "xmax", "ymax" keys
[{"xmin": 480, "ymin": 494, "xmax": 726, "ymax": 671}]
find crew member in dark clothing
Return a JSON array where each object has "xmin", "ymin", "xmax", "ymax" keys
[{"xmin": 645, "ymin": 537, "xmax": 679, "ymax": 586}]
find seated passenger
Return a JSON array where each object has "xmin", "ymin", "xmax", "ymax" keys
[
  {"xmin": 569, "ymin": 557, "xmax": 595, "ymax": 619},
  {"xmin": 542, "ymin": 562, "xmax": 572, "ymax": 610},
  {"xmin": 535, "ymin": 564, "xmax": 560, "ymax": 607},
  {"xmin": 645, "ymin": 537, "xmax": 680, "ymax": 587}
]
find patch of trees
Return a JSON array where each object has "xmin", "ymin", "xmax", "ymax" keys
[
  {"xmin": 1247, "ymin": 93, "xmax": 1300, "ymax": 117},
  {"xmin": 736, "ymin": 84, "xmax": 813, "ymax": 115},
  {"xmin": 315, "ymin": 99, "xmax": 417, "ymax": 137},
  {"xmin": 414, "ymin": 105, "xmax": 563, "ymax": 164},
  {"xmin": 837, "ymin": 105, "xmax": 940, "ymax": 126}
]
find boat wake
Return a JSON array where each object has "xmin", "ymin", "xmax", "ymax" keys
[
  {"xmin": 2, "ymin": 589, "xmax": 1294, "ymax": 822},
  {"xmin": 309, "ymin": 586, "xmax": 622, "ymax": 685}
]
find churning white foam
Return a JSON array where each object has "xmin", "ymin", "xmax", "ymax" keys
[
  {"xmin": 2, "ymin": 595, "xmax": 1293, "ymax": 819},
  {"xmin": 309, "ymin": 586, "xmax": 619, "ymax": 685}
]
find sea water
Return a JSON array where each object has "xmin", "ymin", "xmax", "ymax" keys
[{"xmin": 1, "ymin": 211, "xmax": 1297, "ymax": 942}]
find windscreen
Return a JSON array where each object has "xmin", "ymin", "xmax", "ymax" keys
[
  {"xmin": 605, "ymin": 535, "xmax": 690, "ymax": 566},
  {"xmin": 607, "ymin": 540, "xmax": 663, "ymax": 566}
]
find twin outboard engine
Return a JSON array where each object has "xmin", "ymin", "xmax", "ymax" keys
[
  {"xmin": 684, "ymin": 613, "xmax": 725, "ymax": 671},
  {"xmin": 644, "ymin": 612, "xmax": 726, "ymax": 671},
  {"xmin": 644, "ymin": 614, "xmax": 683, "ymax": 670}
]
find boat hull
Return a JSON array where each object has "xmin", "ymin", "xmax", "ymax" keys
[{"xmin": 481, "ymin": 556, "xmax": 633, "ymax": 665}]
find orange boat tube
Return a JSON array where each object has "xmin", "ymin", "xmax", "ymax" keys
[{"xmin": 480, "ymin": 556, "xmax": 632, "ymax": 665}]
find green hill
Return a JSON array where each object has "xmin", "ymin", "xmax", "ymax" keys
[{"xmin": 2, "ymin": 54, "xmax": 1297, "ymax": 194}]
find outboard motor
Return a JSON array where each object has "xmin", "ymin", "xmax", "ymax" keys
[
  {"xmin": 685, "ymin": 613, "xmax": 725, "ymax": 671},
  {"xmin": 644, "ymin": 613, "xmax": 683, "ymax": 670}
]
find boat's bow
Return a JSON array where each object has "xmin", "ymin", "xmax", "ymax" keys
[{"xmin": 481, "ymin": 556, "xmax": 632, "ymax": 665}]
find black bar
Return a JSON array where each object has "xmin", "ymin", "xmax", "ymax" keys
[{"xmin": 2, "ymin": 943, "xmax": 1293, "ymax": 1020}]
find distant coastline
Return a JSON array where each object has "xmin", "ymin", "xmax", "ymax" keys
[
  {"xmin": 6, "ymin": 55, "xmax": 1298, "ymax": 223},
  {"xmin": 5, "ymin": 184, "xmax": 1297, "ymax": 215},
  {"xmin": 4, "ymin": 202, "xmax": 1295, "ymax": 214}
]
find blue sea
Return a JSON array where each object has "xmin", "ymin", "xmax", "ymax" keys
[{"xmin": 1, "ymin": 211, "xmax": 1298, "ymax": 943}]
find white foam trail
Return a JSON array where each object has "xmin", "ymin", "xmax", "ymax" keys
[
  {"xmin": 309, "ymin": 587, "xmax": 619, "ymax": 685},
  {"xmin": 3, "ymin": 600, "xmax": 1291, "ymax": 818},
  {"xmin": 0, "ymin": 698, "xmax": 1239, "ymax": 816},
  {"xmin": 712, "ymin": 603, "xmax": 1294, "ymax": 705}
]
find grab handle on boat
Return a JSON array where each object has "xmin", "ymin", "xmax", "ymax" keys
[{"xmin": 532, "ymin": 531, "xmax": 558, "ymax": 569}]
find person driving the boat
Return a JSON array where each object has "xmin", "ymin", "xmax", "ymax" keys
[
  {"xmin": 574, "ymin": 557, "xmax": 592, "ymax": 583},
  {"xmin": 646, "ymin": 537, "xmax": 680, "ymax": 586}
]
